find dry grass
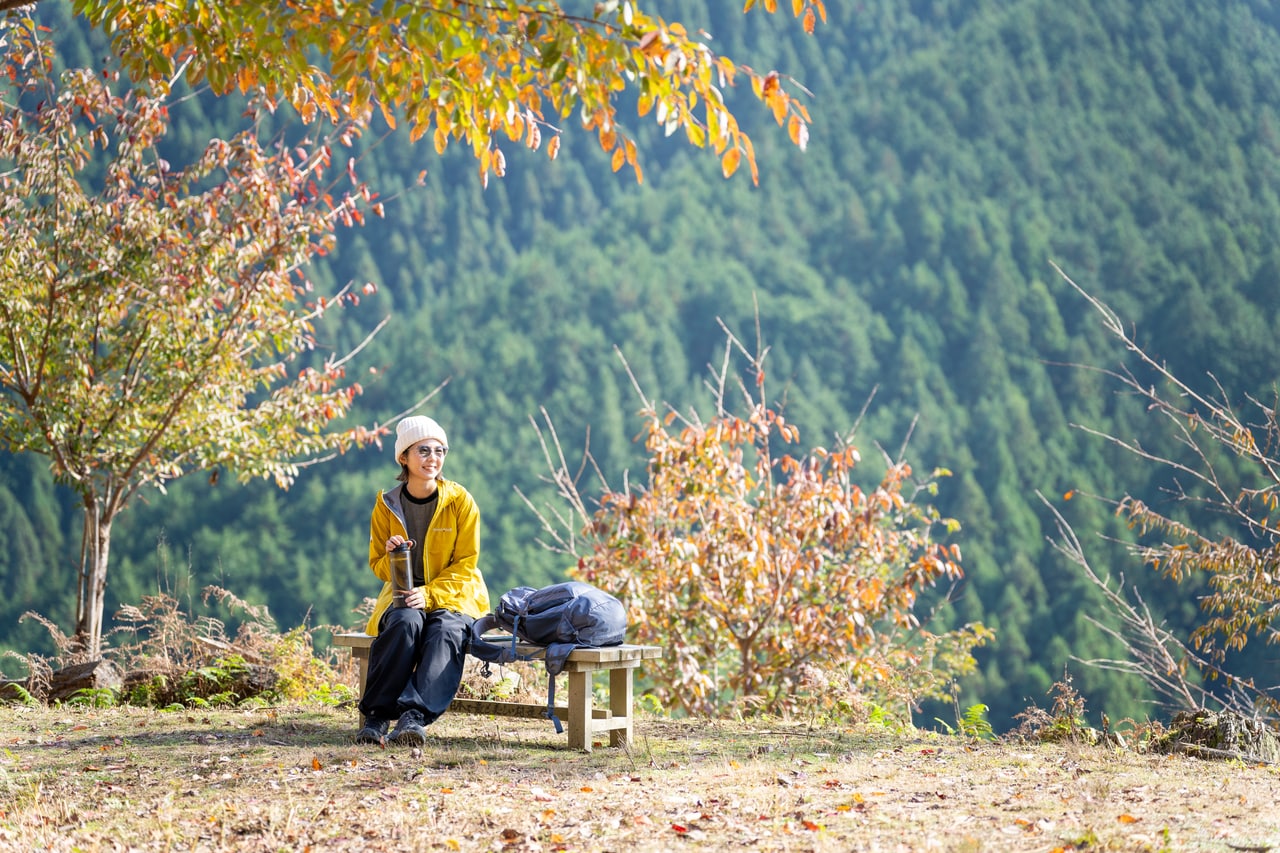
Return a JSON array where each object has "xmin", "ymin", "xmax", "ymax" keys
[{"xmin": 1, "ymin": 703, "xmax": 1278, "ymax": 852}]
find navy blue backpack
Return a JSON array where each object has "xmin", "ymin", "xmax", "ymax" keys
[{"xmin": 468, "ymin": 581, "xmax": 627, "ymax": 732}]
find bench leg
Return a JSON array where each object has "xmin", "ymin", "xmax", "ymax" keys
[
  {"xmin": 566, "ymin": 670, "xmax": 592, "ymax": 752},
  {"xmin": 609, "ymin": 667, "xmax": 634, "ymax": 748},
  {"xmin": 352, "ymin": 649, "xmax": 369, "ymax": 703}
]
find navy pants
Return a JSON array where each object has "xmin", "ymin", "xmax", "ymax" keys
[{"xmin": 358, "ymin": 607, "xmax": 472, "ymax": 724}]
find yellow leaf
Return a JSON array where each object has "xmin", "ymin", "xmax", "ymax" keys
[
  {"xmin": 611, "ymin": 146, "xmax": 625, "ymax": 172},
  {"xmin": 792, "ymin": 0, "xmax": 803, "ymax": 16},
  {"xmin": 547, "ymin": 135, "xmax": 561, "ymax": 160}
]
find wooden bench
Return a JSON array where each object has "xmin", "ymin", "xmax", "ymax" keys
[{"xmin": 333, "ymin": 632, "xmax": 662, "ymax": 752}]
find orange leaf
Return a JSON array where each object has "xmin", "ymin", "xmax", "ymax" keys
[
  {"xmin": 721, "ymin": 147, "xmax": 741, "ymax": 178},
  {"xmin": 1117, "ymin": 814, "xmax": 1139, "ymax": 824},
  {"xmin": 311, "ymin": 756, "xmax": 322, "ymax": 771},
  {"xmin": 379, "ymin": 101, "xmax": 397, "ymax": 130},
  {"xmin": 638, "ymin": 30, "xmax": 661, "ymax": 55}
]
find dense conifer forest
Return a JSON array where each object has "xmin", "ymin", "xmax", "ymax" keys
[{"xmin": 4, "ymin": 0, "xmax": 1279, "ymax": 730}]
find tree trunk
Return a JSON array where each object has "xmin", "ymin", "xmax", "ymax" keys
[
  {"xmin": 48, "ymin": 659, "xmax": 123, "ymax": 703},
  {"xmin": 74, "ymin": 494, "xmax": 114, "ymax": 659}
]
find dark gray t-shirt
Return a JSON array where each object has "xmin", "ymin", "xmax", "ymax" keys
[{"xmin": 400, "ymin": 484, "xmax": 438, "ymax": 586}]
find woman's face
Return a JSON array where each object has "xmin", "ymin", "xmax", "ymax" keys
[{"xmin": 402, "ymin": 439, "xmax": 448, "ymax": 480}]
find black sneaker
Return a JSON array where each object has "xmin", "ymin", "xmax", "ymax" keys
[
  {"xmin": 390, "ymin": 710, "xmax": 427, "ymax": 746},
  {"xmin": 355, "ymin": 717, "xmax": 389, "ymax": 745}
]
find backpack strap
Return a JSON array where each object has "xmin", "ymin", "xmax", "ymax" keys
[
  {"xmin": 540, "ymin": 641, "xmax": 578, "ymax": 733},
  {"xmin": 468, "ymin": 614, "xmax": 519, "ymax": 665}
]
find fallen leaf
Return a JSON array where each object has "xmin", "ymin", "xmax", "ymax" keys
[{"xmin": 1117, "ymin": 814, "xmax": 1139, "ymax": 824}]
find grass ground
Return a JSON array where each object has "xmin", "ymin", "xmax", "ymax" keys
[{"xmin": 1, "ymin": 703, "xmax": 1277, "ymax": 852}]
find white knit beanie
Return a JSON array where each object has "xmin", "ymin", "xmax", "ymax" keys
[{"xmin": 394, "ymin": 416, "xmax": 448, "ymax": 460}]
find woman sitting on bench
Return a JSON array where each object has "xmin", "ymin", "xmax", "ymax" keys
[{"xmin": 356, "ymin": 415, "xmax": 490, "ymax": 746}]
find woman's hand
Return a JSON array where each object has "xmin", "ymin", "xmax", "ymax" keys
[{"xmin": 385, "ymin": 535, "xmax": 415, "ymax": 552}]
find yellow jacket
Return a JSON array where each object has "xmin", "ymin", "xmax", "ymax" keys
[{"xmin": 364, "ymin": 478, "xmax": 490, "ymax": 634}]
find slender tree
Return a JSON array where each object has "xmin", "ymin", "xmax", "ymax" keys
[
  {"xmin": 1055, "ymin": 264, "xmax": 1280, "ymax": 721},
  {"xmin": 0, "ymin": 22, "xmax": 392, "ymax": 657}
]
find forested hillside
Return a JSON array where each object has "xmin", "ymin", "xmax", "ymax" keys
[{"xmin": 4, "ymin": 0, "xmax": 1279, "ymax": 730}]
